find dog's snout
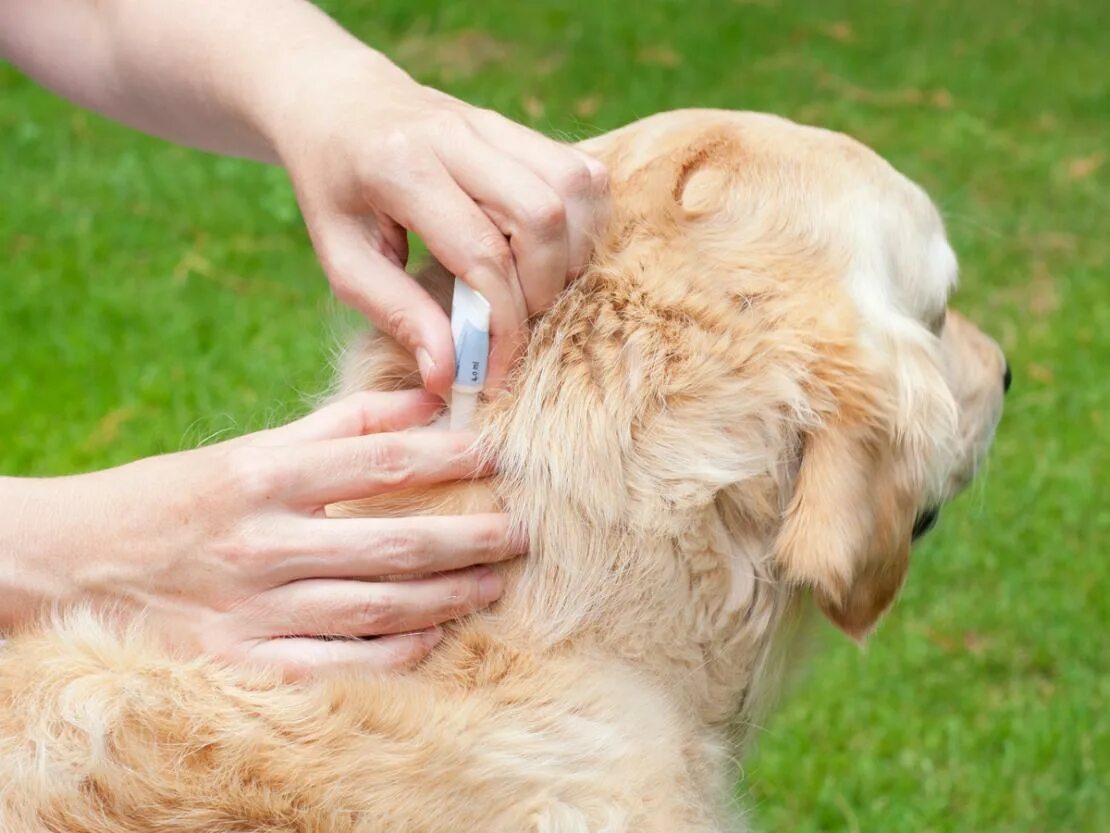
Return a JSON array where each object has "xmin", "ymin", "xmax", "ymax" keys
[{"xmin": 1003, "ymin": 361, "xmax": 1013, "ymax": 394}]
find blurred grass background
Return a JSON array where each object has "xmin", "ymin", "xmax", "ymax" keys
[{"xmin": 1, "ymin": 1, "xmax": 1106, "ymax": 830}]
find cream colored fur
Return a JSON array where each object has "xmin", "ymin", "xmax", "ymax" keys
[{"xmin": 0, "ymin": 110, "xmax": 1006, "ymax": 832}]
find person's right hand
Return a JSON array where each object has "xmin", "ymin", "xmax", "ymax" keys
[{"xmin": 0, "ymin": 390, "xmax": 520, "ymax": 677}]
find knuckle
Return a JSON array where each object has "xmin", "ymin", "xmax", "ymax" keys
[
  {"xmin": 375, "ymin": 530, "xmax": 429, "ymax": 574},
  {"xmin": 584, "ymin": 159, "xmax": 610, "ymax": 195},
  {"xmin": 223, "ymin": 446, "xmax": 284, "ymax": 501},
  {"xmin": 382, "ymin": 306, "xmax": 420, "ymax": 351},
  {"xmin": 341, "ymin": 390, "xmax": 384, "ymax": 427},
  {"xmin": 474, "ymin": 517, "xmax": 508, "ymax": 553},
  {"xmin": 521, "ymin": 193, "xmax": 567, "ymax": 239},
  {"xmin": 552, "ymin": 161, "xmax": 594, "ymax": 199},
  {"xmin": 447, "ymin": 576, "xmax": 483, "ymax": 616},
  {"xmin": 470, "ymin": 233, "xmax": 514, "ymax": 279},
  {"xmin": 317, "ymin": 246, "xmax": 362, "ymax": 304},
  {"xmin": 365, "ymin": 437, "xmax": 416, "ymax": 489},
  {"xmin": 374, "ymin": 127, "xmax": 416, "ymax": 166},
  {"xmin": 364, "ymin": 130, "xmax": 429, "ymax": 191},
  {"xmin": 214, "ymin": 529, "xmax": 264, "ymax": 571},
  {"xmin": 383, "ymin": 638, "xmax": 430, "ymax": 671},
  {"xmin": 357, "ymin": 592, "xmax": 398, "ymax": 631},
  {"xmin": 429, "ymin": 109, "xmax": 468, "ymax": 140}
]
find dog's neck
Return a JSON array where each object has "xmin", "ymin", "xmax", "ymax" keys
[
  {"xmin": 338, "ymin": 240, "xmax": 832, "ymax": 729},
  {"xmin": 447, "ymin": 258, "xmax": 814, "ymax": 728}
]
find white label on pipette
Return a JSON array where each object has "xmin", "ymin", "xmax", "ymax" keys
[
  {"xmin": 450, "ymin": 280, "xmax": 491, "ymax": 393},
  {"xmin": 454, "ymin": 320, "xmax": 489, "ymax": 390}
]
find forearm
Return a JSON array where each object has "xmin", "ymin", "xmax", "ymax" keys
[
  {"xmin": 0, "ymin": 0, "xmax": 405, "ymax": 162},
  {"xmin": 0, "ymin": 468, "xmax": 161, "ymax": 634},
  {"xmin": 0, "ymin": 458, "xmax": 213, "ymax": 636}
]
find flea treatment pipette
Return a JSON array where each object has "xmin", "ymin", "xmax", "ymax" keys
[{"xmin": 448, "ymin": 279, "xmax": 490, "ymax": 430}]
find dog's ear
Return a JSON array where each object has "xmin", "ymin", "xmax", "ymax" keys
[{"xmin": 773, "ymin": 417, "xmax": 917, "ymax": 640}]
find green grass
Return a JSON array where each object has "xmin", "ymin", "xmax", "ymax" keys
[{"xmin": 2, "ymin": 1, "xmax": 1106, "ymax": 829}]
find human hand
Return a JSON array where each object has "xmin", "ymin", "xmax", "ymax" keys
[
  {"xmin": 1, "ymin": 3, "xmax": 606, "ymax": 389},
  {"xmin": 0, "ymin": 391, "xmax": 520, "ymax": 677},
  {"xmin": 266, "ymin": 53, "xmax": 610, "ymax": 392}
]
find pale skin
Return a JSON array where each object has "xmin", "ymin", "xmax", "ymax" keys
[{"xmin": 0, "ymin": 0, "xmax": 609, "ymax": 674}]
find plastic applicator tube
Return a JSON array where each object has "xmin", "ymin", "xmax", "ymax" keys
[{"xmin": 449, "ymin": 279, "xmax": 490, "ymax": 430}]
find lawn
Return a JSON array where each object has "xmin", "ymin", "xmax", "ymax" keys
[{"xmin": 1, "ymin": 1, "xmax": 1106, "ymax": 830}]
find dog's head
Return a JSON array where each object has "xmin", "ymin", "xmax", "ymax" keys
[{"xmin": 578, "ymin": 110, "xmax": 1008, "ymax": 639}]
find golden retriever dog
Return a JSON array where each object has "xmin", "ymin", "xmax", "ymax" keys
[{"xmin": 0, "ymin": 110, "xmax": 1007, "ymax": 832}]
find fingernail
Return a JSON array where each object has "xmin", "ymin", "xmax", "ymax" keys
[
  {"xmin": 477, "ymin": 569, "xmax": 504, "ymax": 604},
  {"xmin": 416, "ymin": 348, "xmax": 435, "ymax": 388}
]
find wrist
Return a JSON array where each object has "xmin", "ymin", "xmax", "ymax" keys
[
  {"xmin": 249, "ymin": 45, "xmax": 414, "ymax": 167},
  {"xmin": 0, "ymin": 476, "xmax": 83, "ymax": 633}
]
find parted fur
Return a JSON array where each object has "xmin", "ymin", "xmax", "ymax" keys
[{"xmin": 0, "ymin": 110, "xmax": 1006, "ymax": 832}]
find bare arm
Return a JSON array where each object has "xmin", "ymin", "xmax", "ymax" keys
[
  {"xmin": 0, "ymin": 0, "xmax": 609, "ymax": 391},
  {"xmin": 0, "ymin": 0, "xmax": 366, "ymax": 161}
]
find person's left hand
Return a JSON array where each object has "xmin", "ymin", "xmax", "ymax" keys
[{"xmin": 264, "ymin": 53, "xmax": 610, "ymax": 393}]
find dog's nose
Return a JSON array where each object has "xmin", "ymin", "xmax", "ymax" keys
[{"xmin": 1003, "ymin": 361, "xmax": 1013, "ymax": 394}]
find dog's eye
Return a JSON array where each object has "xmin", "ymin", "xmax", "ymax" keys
[
  {"xmin": 912, "ymin": 507, "xmax": 940, "ymax": 541},
  {"xmin": 926, "ymin": 308, "xmax": 947, "ymax": 336}
]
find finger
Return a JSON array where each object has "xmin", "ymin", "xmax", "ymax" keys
[
  {"xmin": 472, "ymin": 111, "xmax": 609, "ymax": 279},
  {"xmin": 268, "ymin": 390, "xmax": 444, "ymax": 444},
  {"xmin": 309, "ymin": 214, "xmax": 455, "ymax": 393},
  {"xmin": 267, "ymin": 514, "xmax": 524, "ymax": 584},
  {"xmin": 484, "ymin": 313, "xmax": 528, "ymax": 391},
  {"xmin": 279, "ymin": 430, "xmax": 489, "ymax": 506},
  {"xmin": 435, "ymin": 126, "xmax": 569, "ymax": 316},
  {"xmin": 245, "ymin": 628, "xmax": 444, "ymax": 678},
  {"xmin": 373, "ymin": 155, "xmax": 528, "ymax": 389},
  {"xmin": 255, "ymin": 567, "xmax": 504, "ymax": 638},
  {"xmin": 569, "ymin": 146, "xmax": 611, "ymax": 268}
]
